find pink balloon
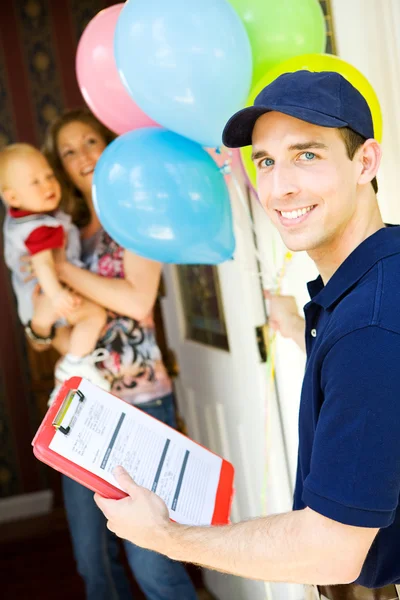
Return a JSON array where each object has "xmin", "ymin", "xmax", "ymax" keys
[{"xmin": 76, "ymin": 4, "xmax": 159, "ymax": 135}]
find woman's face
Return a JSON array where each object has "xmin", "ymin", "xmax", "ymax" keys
[{"xmin": 57, "ymin": 120, "xmax": 107, "ymax": 197}]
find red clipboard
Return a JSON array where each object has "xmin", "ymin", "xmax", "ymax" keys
[{"xmin": 32, "ymin": 376, "xmax": 235, "ymax": 526}]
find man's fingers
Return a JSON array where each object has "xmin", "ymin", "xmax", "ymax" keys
[
  {"xmin": 113, "ymin": 466, "xmax": 139, "ymax": 495},
  {"xmin": 93, "ymin": 493, "xmax": 116, "ymax": 518},
  {"xmin": 94, "ymin": 468, "xmax": 142, "ymax": 521},
  {"xmin": 106, "ymin": 520, "xmax": 116, "ymax": 534},
  {"xmin": 263, "ymin": 289, "xmax": 272, "ymax": 299},
  {"xmin": 269, "ymin": 319, "xmax": 279, "ymax": 331}
]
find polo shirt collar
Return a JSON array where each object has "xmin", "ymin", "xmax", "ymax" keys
[{"xmin": 307, "ymin": 225, "xmax": 400, "ymax": 309}]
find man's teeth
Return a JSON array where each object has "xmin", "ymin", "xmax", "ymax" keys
[{"xmin": 280, "ymin": 206, "xmax": 314, "ymax": 220}]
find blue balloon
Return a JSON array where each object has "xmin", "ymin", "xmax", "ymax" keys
[
  {"xmin": 114, "ymin": 0, "xmax": 252, "ymax": 148},
  {"xmin": 93, "ymin": 128, "xmax": 235, "ymax": 264}
]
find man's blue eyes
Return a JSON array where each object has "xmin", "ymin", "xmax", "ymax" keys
[
  {"xmin": 261, "ymin": 152, "xmax": 316, "ymax": 167},
  {"xmin": 263, "ymin": 158, "xmax": 274, "ymax": 167}
]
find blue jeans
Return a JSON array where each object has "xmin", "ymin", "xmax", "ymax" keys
[{"xmin": 62, "ymin": 393, "xmax": 197, "ymax": 600}]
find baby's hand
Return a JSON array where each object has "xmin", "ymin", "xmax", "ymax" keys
[{"xmin": 52, "ymin": 289, "xmax": 81, "ymax": 318}]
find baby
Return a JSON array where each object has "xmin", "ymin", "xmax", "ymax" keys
[{"xmin": 1, "ymin": 143, "xmax": 110, "ymax": 399}]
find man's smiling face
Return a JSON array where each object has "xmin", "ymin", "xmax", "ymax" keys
[{"xmin": 252, "ymin": 111, "xmax": 363, "ymax": 255}]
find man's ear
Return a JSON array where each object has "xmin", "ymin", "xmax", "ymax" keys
[
  {"xmin": 357, "ymin": 139, "xmax": 382, "ymax": 188},
  {"xmin": 2, "ymin": 188, "xmax": 20, "ymax": 207}
]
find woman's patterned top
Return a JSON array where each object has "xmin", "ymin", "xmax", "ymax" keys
[{"xmin": 83, "ymin": 230, "xmax": 172, "ymax": 405}]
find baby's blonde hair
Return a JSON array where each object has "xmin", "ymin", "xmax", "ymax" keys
[{"xmin": 0, "ymin": 143, "xmax": 41, "ymax": 192}]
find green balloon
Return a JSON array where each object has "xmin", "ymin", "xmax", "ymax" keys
[{"xmin": 228, "ymin": 0, "xmax": 327, "ymax": 86}]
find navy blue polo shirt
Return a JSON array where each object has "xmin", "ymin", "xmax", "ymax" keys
[{"xmin": 293, "ymin": 226, "xmax": 400, "ymax": 588}]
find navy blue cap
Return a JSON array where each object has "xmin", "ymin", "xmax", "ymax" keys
[{"xmin": 222, "ymin": 70, "xmax": 374, "ymax": 148}]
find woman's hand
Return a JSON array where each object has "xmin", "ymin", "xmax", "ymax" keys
[
  {"xmin": 52, "ymin": 288, "xmax": 81, "ymax": 318},
  {"xmin": 21, "ymin": 246, "xmax": 67, "ymax": 282},
  {"xmin": 20, "ymin": 254, "xmax": 35, "ymax": 283}
]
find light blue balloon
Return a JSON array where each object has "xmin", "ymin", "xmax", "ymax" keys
[
  {"xmin": 114, "ymin": 0, "xmax": 252, "ymax": 148},
  {"xmin": 93, "ymin": 128, "xmax": 235, "ymax": 264}
]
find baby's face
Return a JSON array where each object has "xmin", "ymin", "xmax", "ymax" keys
[{"xmin": 6, "ymin": 151, "xmax": 61, "ymax": 213}]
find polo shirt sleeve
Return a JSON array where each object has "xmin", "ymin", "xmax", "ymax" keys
[
  {"xmin": 24, "ymin": 225, "xmax": 64, "ymax": 255},
  {"xmin": 302, "ymin": 325, "xmax": 400, "ymax": 528}
]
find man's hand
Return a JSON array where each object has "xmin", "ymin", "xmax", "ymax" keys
[
  {"xmin": 94, "ymin": 466, "xmax": 172, "ymax": 552},
  {"xmin": 264, "ymin": 291, "xmax": 300, "ymax": 337},
  {"xmin": 264, "ymin": 291, "xmax": 306, "ymax": 352}
]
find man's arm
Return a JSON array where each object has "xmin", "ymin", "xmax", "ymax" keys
[
  {"xmin": 264, "ymin": 291, "xmax": 306, "ymax": 352},
  {"xmin": 95, "ymin": 468, "xmax": 377, "ymax": 586}
]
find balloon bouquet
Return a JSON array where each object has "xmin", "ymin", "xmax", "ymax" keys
[
  {"xmin": 76, "ymin": 0, "xmax": 252, "ymax": 264},
  {"xmin": 75, "ymin": 0, "xmax": 382, "ymax": 265}
]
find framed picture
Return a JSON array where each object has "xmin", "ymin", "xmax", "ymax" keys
[{"xmin": 177, "ymin": 265, "xmax": 229, "ymax": 351}]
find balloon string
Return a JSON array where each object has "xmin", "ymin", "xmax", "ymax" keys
[
  {"xmin": 229, "ymin": 168, "xmax": 271, "ymax": 269},
  {"xmin": 228, "ymin": 166, "xmax": 291, "ymax": 290},
  {"xmin": 261, "ymin": 250, "xmax": 293, "ymax": 514},
  {"xmin": 226, "ymin": 160, "xmax": 293, "ymax": 517},
  {"xmin": 260, "ymin": 247, "xmax": 293, "ymax": 600}
]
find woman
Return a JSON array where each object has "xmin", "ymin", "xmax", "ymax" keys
[{"xmin": 29, "ymin": 109, "xmax": 197, "ymax": 600}]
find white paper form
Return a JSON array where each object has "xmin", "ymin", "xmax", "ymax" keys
[{"xmin": 49, "ymin": 379, "xmax": 223, "ymax": 525}]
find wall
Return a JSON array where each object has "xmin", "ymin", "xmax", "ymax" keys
[
  {"xmin": 330, "ymin": 0, "xmax": 400, "ymax": 223},
  {"xmin": 0, "ymin": 0, "xmax": 115, "ymax": 146}
]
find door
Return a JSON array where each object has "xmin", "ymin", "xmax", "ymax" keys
[{"xmin": 161, "ymin": 165, "xmax": 304, "ymax": 600}]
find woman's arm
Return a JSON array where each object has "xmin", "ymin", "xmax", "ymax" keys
[{"xmin": 57, "ymin": 250, "xmax": 162, "ymax": 321}]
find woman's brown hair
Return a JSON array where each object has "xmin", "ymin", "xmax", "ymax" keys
[{"xmin": 42, "ymin": 108, "xmax": 116, "ymax": 228}]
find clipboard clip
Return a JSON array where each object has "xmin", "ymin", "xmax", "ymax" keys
[{"xmin": 52, "ymin": 388, "xmax": 85, "ymax": 435}]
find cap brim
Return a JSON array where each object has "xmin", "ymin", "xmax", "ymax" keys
[{"xmin": 222, "ymin": 105, "xmax": 349, "ymax": 148}]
